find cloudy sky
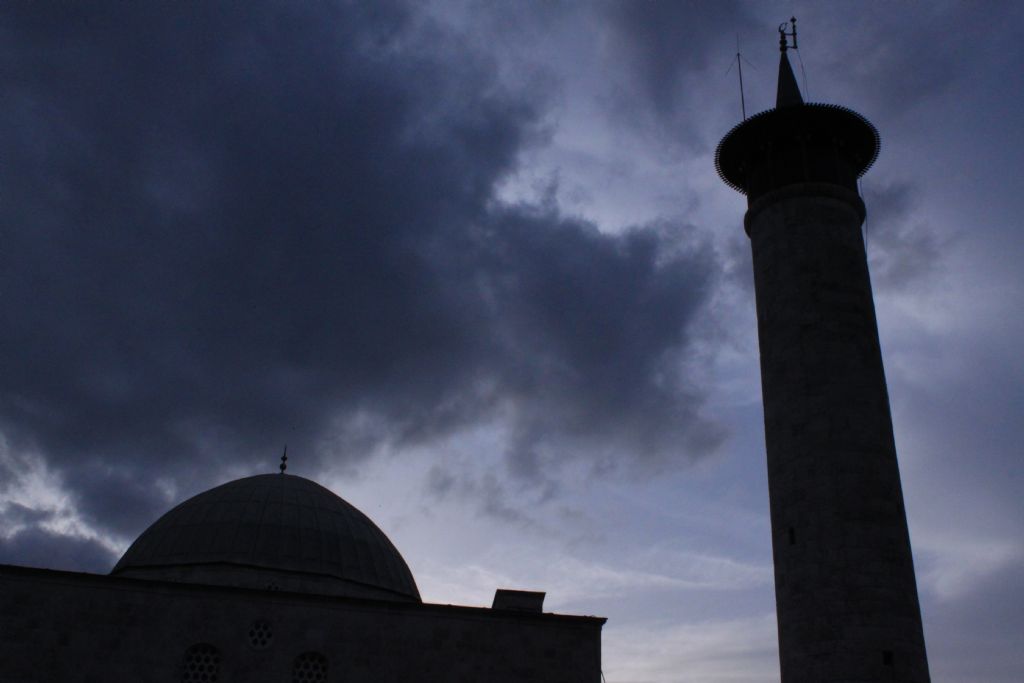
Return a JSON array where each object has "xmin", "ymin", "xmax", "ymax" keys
[{"xmin": 1, "ymin": 1, "xmax": 1021, "ymax": 681}]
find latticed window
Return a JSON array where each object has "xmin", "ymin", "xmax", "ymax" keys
[
  {"xmin": 248, "ymin": 619, "xmax": 274, "ymax": 650},
  {"xmin": 292, "ymin": 651, "xmax": 329, "ymax": 683},
  {"xmin": 181, "ymin": 643, "xmax": 221, "ymax": 682}
]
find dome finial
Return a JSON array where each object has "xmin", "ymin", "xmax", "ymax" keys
[{"xmin": 279, "ymin": 445, "xmax": 288, "ymax": 474}]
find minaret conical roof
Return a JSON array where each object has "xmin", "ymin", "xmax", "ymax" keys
[{"xmin": 776, "ymin": 51, "xmax": 803, "ymax": 108}]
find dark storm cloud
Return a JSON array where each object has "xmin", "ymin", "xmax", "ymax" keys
[
  {"xmin": 605, "ymin": 1, "xmax": 746, "ymax": 111},
  {"xmin": 482, "ymin": 210, "xmax": 722, "ymax": 450},
  {"xmin": 600, "ymin": 0, "xmax": 758, "ymax": 153},
  {"xmin": 0, "ymin": 526, "xmax": 116, "ymax": 573},
  {"xmin": 0, "ymin": 2, "xmax": 722, "ymax": 545},
  {"xmin": 0, "ymin": 502, "xmax": 50, "ymax": 528}
]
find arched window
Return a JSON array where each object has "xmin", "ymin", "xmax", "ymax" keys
[
  {"xmin": 292, "ymin": 651, "xmax": 329, "ymax": 683},
  {"xmin": 181, "ymin": 643, "xmax": 221, "ymax": 682}
]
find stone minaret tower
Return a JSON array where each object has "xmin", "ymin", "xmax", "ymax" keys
[{"xmin": 715, "ymin": 21, "xmax": 930, "ymax": 682}]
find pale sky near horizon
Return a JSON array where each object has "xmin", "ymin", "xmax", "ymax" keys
[{"xmin": 1, "ymin": 3, "xmax": 1021, "ymax": 682}]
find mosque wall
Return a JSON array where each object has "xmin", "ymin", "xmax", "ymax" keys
[{"xmin": 0, "ymin": 564, "xmax": 604, "ymax": 683}]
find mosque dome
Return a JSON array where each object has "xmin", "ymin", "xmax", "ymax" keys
[{"xmin": 111, "ymin": 473, "xmax": 420, "ymax": 602}]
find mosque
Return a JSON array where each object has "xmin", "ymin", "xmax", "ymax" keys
[
  {"xmin": 1, "ymin": 18, "xmax": 931, "ymax": 683},
  {"xmin": 0, "ymin": 469, "xmax": 604, "ymax": 682}
]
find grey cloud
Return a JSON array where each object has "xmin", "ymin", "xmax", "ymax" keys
[
  {"xmin": 925, "ymin": 562, "xmax": 1024, "ymax": 683},
  {"xmin": 862, "ymin": 182, "xmax": 946, "ymax": 291},
  {"xmin": 719, "ymin": 233, "xmax": 754, "ymax": 294},
  {"xmin": 803, "ymin": 5, "xmax": 1021, "ymax": 116},
  {"xmin": 0, "ymin": 1, "xmax": 724, "ymax": 547},
  {"xmin": 426, "ymin": 465, "xmax": 533, "ymax": 526}
]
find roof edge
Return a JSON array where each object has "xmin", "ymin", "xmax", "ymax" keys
[{"xmin": 1, "ymin": 563, "xmax": 605, "ymax": 625}]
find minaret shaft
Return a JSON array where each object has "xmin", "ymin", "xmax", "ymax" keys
[{"xmin": 747, "ymin": 183, "xmax": 929, "ymax": 681}]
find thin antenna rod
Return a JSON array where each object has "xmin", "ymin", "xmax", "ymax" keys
[
  {"xmin": 279, "ymin": 445, "xmax": 288, "ymax": 474},
  {"xmin": 795, "ymin": 45, "xmax": 809, "ymax": 99},
  {"xmin": 736, "ymin": 34, "xmax": 747, "ymax": 120},
  {"xmin": 726, "ymin": 34, "xmax": 754, "ymax": 120}
]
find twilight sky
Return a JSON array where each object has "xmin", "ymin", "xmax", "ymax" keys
[{"xmin": 1, "ymin": 2, "xmax": 1022, "ymax": 681}]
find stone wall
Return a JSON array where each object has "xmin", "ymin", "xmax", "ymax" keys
[{"xmin": 0, "ymin": 564, "xmax": 603, "ymax": 683}]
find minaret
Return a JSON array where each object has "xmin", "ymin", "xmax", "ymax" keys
[{"xmin": 715, "ymin": 20, "xmax": 930, "ymax": 682}]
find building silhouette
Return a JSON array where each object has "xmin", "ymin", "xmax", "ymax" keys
[
  {"xmin": 716, "ymin": 20, "xmax": 931, "ymax": 683},
  {"xmin": 0, "ymin": 472, "xmax": 603, "ymax": 681}
]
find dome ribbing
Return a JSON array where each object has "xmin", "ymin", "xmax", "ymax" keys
[{"xmin": 111, "ymin": 474, "xmax": 420, "ymax": 601}]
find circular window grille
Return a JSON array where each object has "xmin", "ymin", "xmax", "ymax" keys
[
  {"xmin": 292, "ymin": 651, "xmax": 329, "ymax": 683},
  {"xmin": 181, "ymin": 643, "xmax": 220, "ymax": 683},
  {"xmin": 248, "ymin": 619, "xmax": 274, "ymax": 650}
]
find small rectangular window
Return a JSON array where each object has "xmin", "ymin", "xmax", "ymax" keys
[
  {"xmin": 788, "ymin": 527, "xmax": 796, "ymax": 545},
  {"xmin": 882, "ymin": 650, "xmax": 894, "ymax": 666}
]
